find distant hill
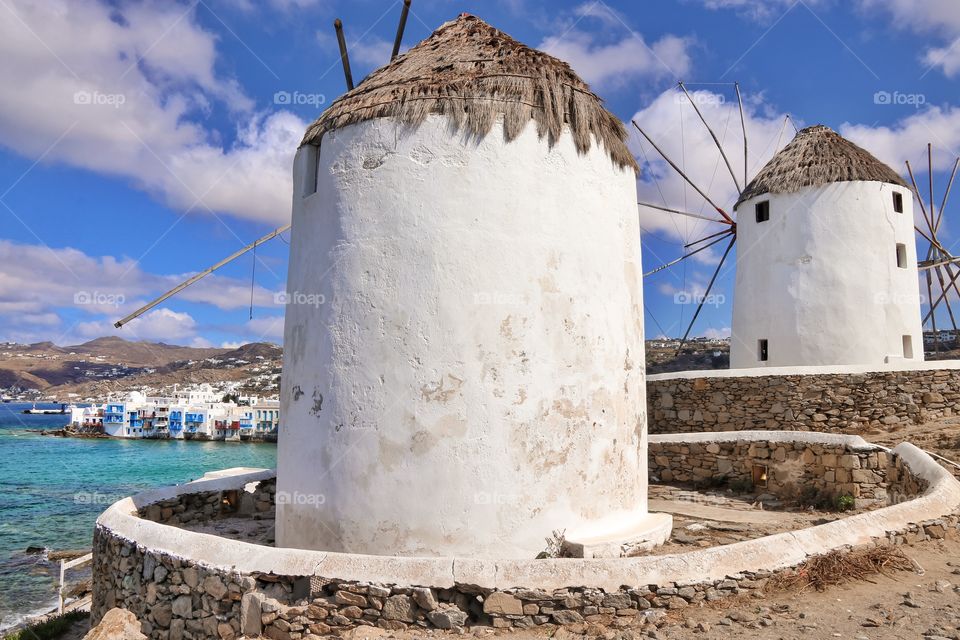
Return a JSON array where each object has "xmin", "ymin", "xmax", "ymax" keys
[{"xmin": 0, "ymin": 338, "xmax": 281, "ymax": 400}]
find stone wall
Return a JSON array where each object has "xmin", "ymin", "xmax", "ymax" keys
[
  {"xmin": 649, "ymin": 438, "xmax": 925, "ymax": 509},
  {"xmin": 138, "ymin": 479, "xmax": 275, "ymax": 526},
  {"xmin": 90, "ymin": 454, "xmax": 960, "ymax": 640},
  {"xmin": 647, "ymin": 366, "xmax": 960, "ymax": 434}
]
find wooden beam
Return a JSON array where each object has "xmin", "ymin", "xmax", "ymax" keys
[
  {"xmin": 638, "ymin": 201, "xmax": 727, "ymax": 224},
  {"xmin": 735, "ymin": 82, "xmax": 748, "ymax": 187},
  {"xmin": 937, "ymin": 157, "xmax": 960, "ymax": 232},
  {"xmin": 115, "ymin": 224, "xmax": 292, "ymax": 329},
  {"xmin": 675, "ymin": 235, "xmax": 736, "ymax": 356},
  {"xmin": 632, "ymin": 120, "xmax": 735, "ymax": 225},
  {"xmin": 678, "ymin": 81, "xmax": 742, "ymax": 194},
  {"xmin": 643, "ymin": 232, "xmax": 733, "ymax": 277},
  {"xmin": 391, "ymin": 0, "xmax": 412, "ymax": 61},
  {"xmin": 335, "ymin": 19, "xmax": 355, "ymax": 91}
]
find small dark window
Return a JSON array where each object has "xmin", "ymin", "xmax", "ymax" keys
[
  {"xmin": 893, "ymin": 191, "xmax": 904, "ymax": 213},
  {"xmin": 755, "ymin": 200, "xmax": 770, "ymax": 223},
  {"xmin": 752, "ymin": 465, "xmax": 768, "ymax": 487},
  {"xmin": 303, "ymin": 144, "xmax": 319, "ymax": 197},
  {"xmin": 896, "ymin": 243, "xmax": 907, "ymax": 269},
  {"xmin": 758, "ymin": 339, "xmax": 769, "ymax": 362}
]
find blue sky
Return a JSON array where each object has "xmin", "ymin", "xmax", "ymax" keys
[{"xmin": 1, "ymin": 0, "xmax": 958, "ymax": 347}]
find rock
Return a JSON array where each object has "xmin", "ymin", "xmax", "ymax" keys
[
  {"xmin": 428, "ymin": 607, "xmax": 468, "ymax": 629},
  {"xmin": 168, "ymin": 619, "xmax": 185, "ymax": 640},
  {"xmin": 217, "ymin": 622, "xmax": 236, "ymax": 640},
  {"xmin": 412, "ymin": 587, "xmax": 438, "ymax": 611},
  {"xmin": 552, "ymin": 610, "xmax": 585, "ymax": 624},
  {"xmin": 150, "ymin": 602, "xmax": 172, "ymax": 628},
  {"xmin": 483, "ymin": 592, "xmax": 523, "ymax": 616},
  {"xmin": 171, "ymin": 595, "xmax": 193, "ymax": 618},
  {"xmin": 335, "ymin": 590, "xmax": 368, "ymax": 607},
  {"xmin": 340, "ymin": 627, "xmax": 389, "ymax": 640},
  {"xmin": 382, "ymin": 595, "xmax": 416, "ymax": 622},
  {"xmin": 152, "ymin": 565, "xmax": 168, "ymax": 583},
  {"xmin": 182, "ymin": 567, "xmax": 199, "ymax": 589},
  {"xmin": 203, "ymin": 575, "xmax": 228, "ymax": 599},
  {"xmin": 241, "ymin": 592, "xmax": 263, "ymax": 637},
  {"xmin": 933, "ymin": 580, "xmax": 951, "ymax": 593},
  {"xmin": 84, "ymin": 608, "xmax": 147, "ymax": 640}
]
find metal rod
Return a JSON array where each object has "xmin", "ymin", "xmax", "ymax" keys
[
  {"xmin": 335, "ymin": 19, "xmax": 355, "ymax": 91},
  {"xmin": 638, "ymin": 201, "xmax": 726, "ymax": 224},
  {"xmin": 675, "ymin": 235, "xmax": 736, "ymax": 355},
  {"xmin": 114, "ymin": 224, "xmax": 292, "ymax": 328},
  {"xmin": 391, "ymin": 0, "xmax": 412, "ymax": 61},
  {"xmin": 685, "ymin": 228, "xmax": 732, "ymax": 248},
  {"xmin": 678, "ymin": 81, "xmax": 742, "ymax": 194},
  {"xmin": 937, "ymin": 157, "xmax": 960, "ymax": 232},
  {"xmin": 735, "ymin": 81, "xmax": 748, "ymax": 187},
  {"xmin": 642, "ymin": 232, "xmax": 733, "ymax": 277},
  {"xmin": 632, "ymin": 120, "xmax": 735, "ymax": 225}
]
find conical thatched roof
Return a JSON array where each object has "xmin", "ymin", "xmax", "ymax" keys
[
  {"xmin": 301, "ymin": 14, "xmax": 638, "ymax": 172},
  {"xmin": 734, "ymin": 125, "xmax": 907, "ymax": 209}
]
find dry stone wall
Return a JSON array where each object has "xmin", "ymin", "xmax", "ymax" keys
[
  {"xmin": 649, "ymin": 439, "xmax": 924, "ymax": 509},
  {"xmin": 647, "ymin": 367, "xmax": 960, "ymax": 434},
  {"xmin": 90, "ymin": 451, "xmax": 960, "ymax": 639}
]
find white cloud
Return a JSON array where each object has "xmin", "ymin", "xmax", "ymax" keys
[
  {"xmin": 630, "ymin": 88, "xmax": 794, "ymax": 243},
  {"xmin": 540, "ymin": 31, "xmax": 692, "ymax": 89},
  {"xmin": 859, "ymin": 0, "xmax": 960, "ymax": 77},
  {"xmin": 840, "ymin": 106, "xmax": 960, "ymax": 175},
  {"xmin": 0, "ymin": 239, "xmax": 283, "ymax": 344},
  {"xmin": 0, "ymin": 0, "xmax": 304, "ymax": 225},
  {"xmin": 693, "ymin": 0, "xmax": 819, "ymax": 22},
  {"xmin": 703, "ymin": 326, "xmax": 731, "ymax": 339},
  {"xmin": 76, "ymin": 308, "xmax": 198, "ymax": 343}
]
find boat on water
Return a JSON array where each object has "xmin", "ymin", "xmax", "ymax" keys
[{"xmin": 22, "ymin": 403, "xmax": 70, "ymax": 415}]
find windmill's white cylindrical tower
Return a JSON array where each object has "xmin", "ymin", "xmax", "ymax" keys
[
  {"xmin": 276, "ymin": 15, "xmax": 668, "ymax": 558},
  {"xmin": 731, "ymin": 125, "xmax": 923, "ymax": 369}
]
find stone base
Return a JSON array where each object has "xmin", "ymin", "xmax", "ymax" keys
[{"xmin": 563, "ymin": 512, "xmax": 673, "ymax": 558}]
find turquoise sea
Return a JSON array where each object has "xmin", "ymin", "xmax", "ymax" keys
[{"xmin": 0, "ymin": 403, "xmax": 277, "ymax": 629}]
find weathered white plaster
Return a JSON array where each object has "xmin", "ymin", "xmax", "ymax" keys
[
  {"xmin": 277, "ymin": 114, "xmax": 652, "ymax": 559},
  {"xmin": 649, "ymin": 430, "xmax": 879, "ymax": 450},
  {"xmin": 731, "ymin": 182, "xmax": 923, "ymax": 369}
]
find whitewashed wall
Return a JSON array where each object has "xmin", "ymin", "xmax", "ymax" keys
[
  {"xmin": 731, "ymin": 182, "xmax": 923, "ymax": 369},
  {"xmin": 277, "ymin": 115, "xmax": 654, "ymax": 558}
]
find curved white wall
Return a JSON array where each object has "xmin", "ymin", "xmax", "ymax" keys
[
  {"xmin": 731, "ymin": 182, "xmax": 923, "ymax": 368},
  {"xmin": 277, "ymin": 115, "xmax": 650, "ymax": 559}
]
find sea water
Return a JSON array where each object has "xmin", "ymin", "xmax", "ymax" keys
[{"xmin": 0, "ymin": 403, "xmax": 277, "ymax": 629}]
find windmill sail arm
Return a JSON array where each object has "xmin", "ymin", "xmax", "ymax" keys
[{"xmin": 114, "ymin": 223, "xmax": 291, "ymax": 329}]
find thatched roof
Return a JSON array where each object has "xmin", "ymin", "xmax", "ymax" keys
[
  {"xmin": 734, "ymin": 125, "xmax": 907, "ymax": 209},
  {"xmin": 301, "ymin": 14, "xmax": 638, "ymax": 172}
]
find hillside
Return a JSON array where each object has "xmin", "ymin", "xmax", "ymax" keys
[{"xmin": 0, "ymin": 338, "xmax": 281, "ymax": 401}]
